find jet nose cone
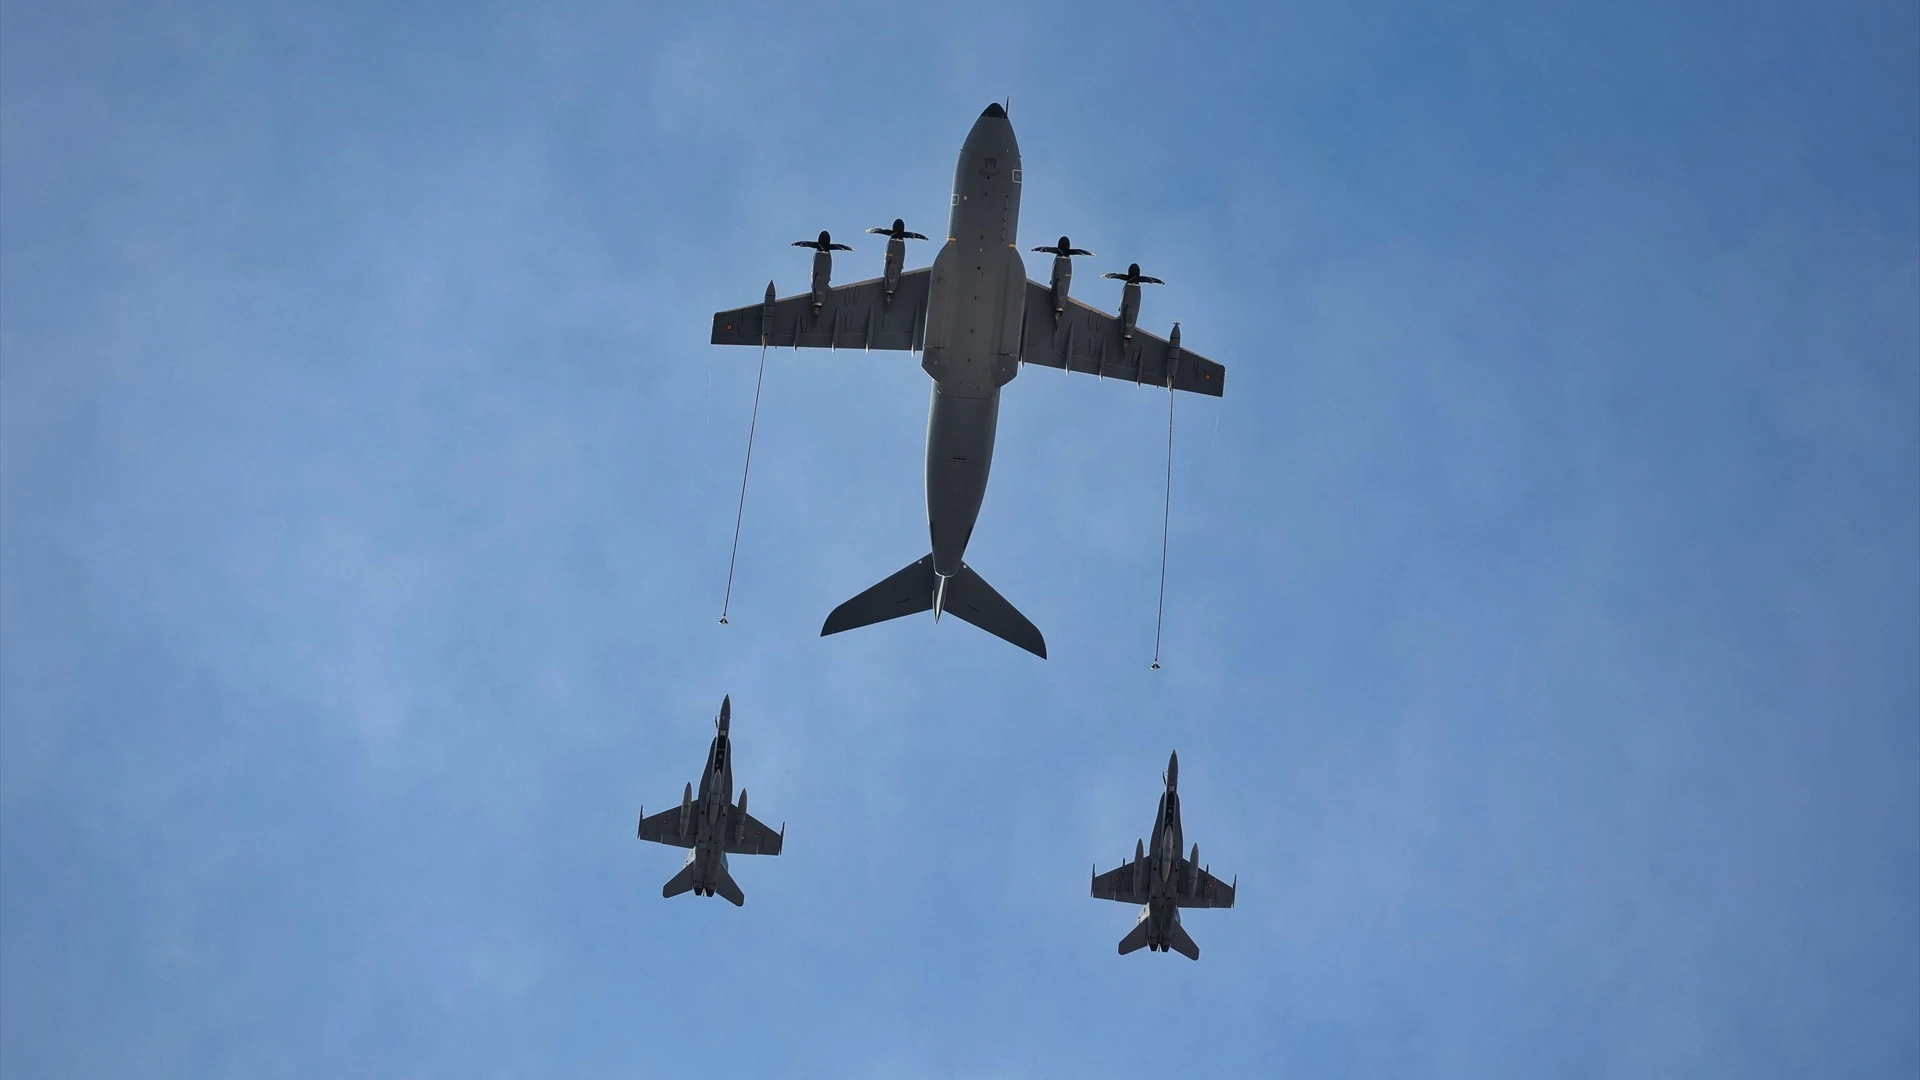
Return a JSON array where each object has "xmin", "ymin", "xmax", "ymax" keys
[{"xmin": 981, "ymin": 102, "xmax": 1006, "ymax": 119}]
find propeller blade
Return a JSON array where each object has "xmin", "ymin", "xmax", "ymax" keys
[
  {"xmin": 829, "ymin": 243, "xmax": 855, "ymax": 252},
  {"xmin": 902, "ymin": 231, "xmax": 928, "ymax": 241},
  {"xmin": 1140, "ymin": 276, "xmax": 1165, "ymax": 285},
  {"xmin": 791, "ymin": 240, "xmax": 817, "ymax": 249},
  {"xmin": 866, "ymin": 227, "xmax": 893, "ymax": 235},
  {"xmin": 1069, "ymin": 248, "xmax": 1095, "ymax": 257},
  {"xmin": 1100, "ymin": 271, "xmax": 1128, "ymax": 280}
]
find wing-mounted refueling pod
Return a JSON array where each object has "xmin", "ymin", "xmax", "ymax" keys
[
  {"xmin": 678, "ymin": 781, "xmax": 693, "ymax": 839},
  {"xmin": 1031, "ymin": 235, "xmax": 1095, "ymax": 314},
  {"xmin": 1100, "ymin": 263, "xmax": 1165, "ymax": 342},
  {"xmin": 792, "ymin": 231, "xmax": 854, "ymax": 311},
  {"xmin": 1133, "ymin": 837, "xmax": 1147, "ymax": 895},
  {"xmin": 866, "ymin": 219, "xmax": 928, "ymax": 303},
  {"xmin": 734, "ymin": 789, "xmax": 748, "ymax": 842}
]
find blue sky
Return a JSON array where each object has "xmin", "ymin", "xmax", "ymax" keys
[{"xmin": 2, "ymin": 1, "xmax": 1915, "ymax": 1076}]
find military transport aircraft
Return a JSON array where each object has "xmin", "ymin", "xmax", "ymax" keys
[
  {"xmin": 711, "ymin": 103, "xmax": 1227, "ymax": 659},
  {"xmin": 635, "ymin": 695, "xmax": 784, "ymax": 906},
  {"xmin": 1090, "ymin": 751, "xmax": 1235, "ymax": 959}
]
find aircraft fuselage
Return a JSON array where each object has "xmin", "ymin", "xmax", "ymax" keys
[
  {"xmin": 920, "ymin": 105, "xmax": 1025, "ymax": 577},
  {"xmin": 1137, "ymin": 774, "xmax": 1189, "ymax": 950},
  {"xmin": 683, "ymin": 728, "xmax": 736, "ymax": 893}
]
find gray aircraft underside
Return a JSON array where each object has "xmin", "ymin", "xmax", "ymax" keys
[
  {"xmin": 711, "ymin": 103, "xmax": 1228, "ymax": 659},
  {"xmin": 1089, "ymin": 751, "xmax": 1236, "ymax": 959},
  {"xmin": 635, "ymin": 695, "xmax": 784, "ymax": 906}
]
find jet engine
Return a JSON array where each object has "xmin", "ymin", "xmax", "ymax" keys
[
  {"xmin": 1031, "ymin": 235, "xmax": 1094, "ymax": 314},
  {"xmin": 792, "ymin": 231, "xmax": 854, "ymax": 311},
  {"xmin": 1100, "ymin": 263, "xmax": 1165, "ymax": 342},
  {"xmin": 866, "ymin": 219, "xmax": 928, "ymax": 302}
]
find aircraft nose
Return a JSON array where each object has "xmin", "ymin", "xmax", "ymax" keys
[{"xmin": 981, "ymin": 102, "xmax": 1006, "ymax": 119}]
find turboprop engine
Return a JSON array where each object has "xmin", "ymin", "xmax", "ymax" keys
[
  {"xmin": 866, "ymin": 218, "xmax": 928, "ymax": 302},
  {"xmin": 1031, "ymin": 235, "xmax": 1094, "ymax": 314},
  {"xmin": 792, "ymin": 230, "xmax": 854, "ymax": 310},
  {"xmin": 1100, "ymin": 262, "xmax": 1165, "ymax": 342}
]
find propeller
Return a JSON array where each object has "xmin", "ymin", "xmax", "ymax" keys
[
  {"xmin": 866, "ymin": 218, "xmax": 928, "ymax": 242},
  {"xmin": 1101, "ymin": 262, "xmax": 1164, "ymax": 285},
  {"xmin": 1032, "ymin": 235, "xmax": 1094, "ymax": 257},
  {"xmin": 792, "ymin": 230, "xmax": 854, "ymax": 252}
]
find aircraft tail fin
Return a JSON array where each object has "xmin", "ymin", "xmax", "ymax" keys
[
  {"xmin": 661, "ymin": 859, "xmax": 699, "ymax": 899},
  {"xmin": 1165, "ymin": 918, "xmax": 1200, "ymax": 961},
  {"xmin": 711, "ymin": 863, "xmax": 745, "ymax": 907},
  {"xmin": 945, "ymin": 563, "xmax": 1047, "ymax": 658},
  {"xmin": 1117, "ymin": 917, "xmax": 1152, "ymax": 956},
  {"xmin": 821, "ymin": 555, "xmax": 936, "ymax": 636}
]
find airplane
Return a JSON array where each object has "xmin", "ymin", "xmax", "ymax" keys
[
  {"xmin": 1090, "ymin": 751, "xmax": 1235, "ymax": 959},
  {"xmin": 710, "ymin": 103, "xmax": 1228, "ymax": 659},
  {"xmin": 635, "ymin": 695, "xmax": 784, "ymax": 906}
]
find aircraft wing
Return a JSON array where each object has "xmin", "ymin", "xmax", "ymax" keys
[
  {"xmin": 1090, "ymin": 859, "xmax": 1149, "ymax": 905},
  {"xmin": 1176, "ymin": 861, "xmax": 1236, "ymax": 909},
  {"xmin": 711, "ymin": 270, "xmax": 931, "ymax": 350},
  {"xmin": 1019, "ymin": 282, "xmax": 1225, "ymax": 397},
  {"xmin": 724, "ymin": 809, "xmax": 784, "ymax": 856},
  {"xmin": 636, "ymin": 806, "xmax": 696, "ymax": 849}
]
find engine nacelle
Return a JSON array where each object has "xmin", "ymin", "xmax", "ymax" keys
[
  {"xmin": 1048, "ymin": 254, "xmax": 1072, "ymax": 313},
  {"xmin": 1031, "ymin": 236, "xmax": 1092, "ymax": 315},
  {"xmin": 1100, "ymin": 263, "xmax": 1164, "ymax": 343},
  {"xmin": 793, "ymin": 231, "xmax": 854, "ymax": 311},
  {"xmin": 867, "ymin": 220, "xmax": 928, "ymax": 303}
]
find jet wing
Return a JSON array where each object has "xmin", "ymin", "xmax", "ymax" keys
[
  {"xmin": 724, "ymin": 809, "xmax": 784, "ymax": 856},
  {"xmin": 1090, "ymin": 859, "xmax": 1149, "ymax": 905},
  {"xmin": 711, "ymin": 270, "xmax": 931, "ymax": 351},
  {"xmin": 636, "ymin": 806, "xmax": 696, "ymax": 849},
  {"xmin": 1019, "ymin": 282, "xmax": 1226, "ymax": 397},
  {"xmin": 1176, "ymin": 861, "xmax": 1236, "ymax": 909}
]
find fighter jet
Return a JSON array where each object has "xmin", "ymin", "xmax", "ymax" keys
[
  {"xmin": 711, "ymin": 103, "xmax": 1227, "ymax": 658},
  {"xmin": 635, "ymin": 695, "xmax": 784, "ymax": 906},
  {"xmin": 1090, "ymin": 751, "xmax": 1235, "ymax": 959}
]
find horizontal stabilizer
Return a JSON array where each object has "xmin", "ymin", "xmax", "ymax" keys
[
  {"xmin": 1117, "ymin": 919, "xmax": 1152, "ymax": 956},
  {"xmin": 945, "ymin": 564, "xmax": 1047, "ymax": 658},
  {"xmin": 1165, "ymin": 919, "xmax": 1200, "ymax": 961},
  {"xmin": 712, "ymin": 864, "xmax": 745, "ymax": 907},
  {"xmin": 661, "ymin": 860, "xmax": 699, "ymax": 899},
  {"xmin": 822, "ymin": 555, "xmax": 936, "ymax": 637}
]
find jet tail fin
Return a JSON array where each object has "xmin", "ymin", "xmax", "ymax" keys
[
  {"xmin": 661, "ymin": 859, "xmax": 699, "ymax": 899},
  {"xmin": 711, "ymin": 863, "xmax": 745, "ymax": 907},
  {"xmin": 821, "ymin": 555, "xmax": 936, "ymax": 636},
  {"xmin": 1165, "ymin": 918, "xmax": 1200, "ymax": 961},
  {"xmin": 945, "ymin": 563, "xmax": 1047, "ymax": 658},
  {"xmin": 1117, "ymin": 918, "xmax": 1152, "ymax": 956}
]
